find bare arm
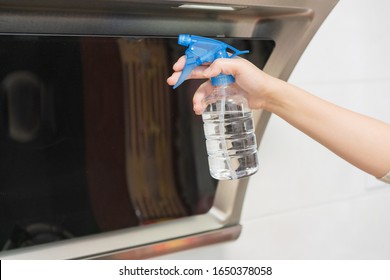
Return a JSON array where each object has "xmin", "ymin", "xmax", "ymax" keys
[
  {"xmin": 265, "ymin": 77, "xmax": 390, "ymax": 178},
  {"xmin": 167, "ymin": 57, "xmax": 390, "ymax": 179}
]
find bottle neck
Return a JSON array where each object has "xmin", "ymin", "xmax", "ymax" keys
[{"xmin": 209, "ymin": 80, "xmax": 236, "ymax": 99}]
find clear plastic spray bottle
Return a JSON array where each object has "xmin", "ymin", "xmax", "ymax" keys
[{"xmin": 173, "ymin": 34, "xmax": 259, "ymax": 180}]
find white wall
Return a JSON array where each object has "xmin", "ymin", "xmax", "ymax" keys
[{"xmin": 157, "ymin": 0, "xmax": 390, "ymax": 259}]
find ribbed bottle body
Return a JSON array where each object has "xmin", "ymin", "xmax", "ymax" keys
[{"xmin": 202, "ymin": 85, "xmax": 259, "ymax": 180}]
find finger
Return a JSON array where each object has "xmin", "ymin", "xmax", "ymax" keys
[
  {"xmin": 167, "ymin": 65, "xmax": 210, "ymax": 86},
  {"xmin": 193, "ymin": 81, "xmax": 213, "ymax": 115},
  {"xmin": 173, "ymin": 55, "xmax": 186, "ymax": 71},
  {"xmin": 189, "ymin": 65, "xmax": 210, "ymax": 78},
  {"xmin": 202, "ymin": 58, "xmax": 242, "ymax": 78},
  {"xmin": 166, "ymin": 71, "xmax": 181, "ymax": 86},
  {"xmin": 173, "ymin": 55, "xmax": 212, "ymax": 71}
]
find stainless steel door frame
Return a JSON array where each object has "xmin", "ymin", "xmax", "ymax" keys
[{"xmin": 0, "ymin": 0, "xmax": 338, "ymax": 259}]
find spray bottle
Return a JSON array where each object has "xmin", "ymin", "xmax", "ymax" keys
[{"xmin": 173, "ymin": 34, "xmax": 259, "ymax": 180}]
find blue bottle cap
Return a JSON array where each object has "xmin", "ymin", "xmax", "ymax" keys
[{"xmin": 211, "ymin": 74, "xmax": 235, "ymax": 86}]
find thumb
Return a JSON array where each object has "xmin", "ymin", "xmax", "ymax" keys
[{"xmin": 202, "ymin": 58, "xmax": 238, "ymax": 78}]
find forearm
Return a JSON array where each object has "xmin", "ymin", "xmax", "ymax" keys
[{"xmin": 263, "ymin": 77, "xmax": 390, "ymax": 178}]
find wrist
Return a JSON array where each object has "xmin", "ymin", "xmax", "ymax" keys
[{"xmin": 261, "ymin": 75, "xmax": 288, "ymax": 113}]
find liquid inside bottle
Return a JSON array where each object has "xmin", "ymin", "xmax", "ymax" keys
[{"xmin": 202, "ymin": 85, "xmax": 259, "ymax": 180}]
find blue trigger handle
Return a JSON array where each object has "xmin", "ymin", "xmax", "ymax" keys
[{"xmin": 173, "ymin": 34, "xmax": 249, "ymax": 89}]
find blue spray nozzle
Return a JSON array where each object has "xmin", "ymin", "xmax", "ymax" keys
[
  {"xmin": 172, "ymin": 34, "xmax": 249, "ymax": 89},
  {"xmin": 178, "ymin": 34, "xmax": 192, "ymax": 47}
]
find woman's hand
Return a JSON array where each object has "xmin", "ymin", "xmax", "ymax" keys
[{"xmin": 167, "ymin": 56, "xmax": 275, "ymax": 114}]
